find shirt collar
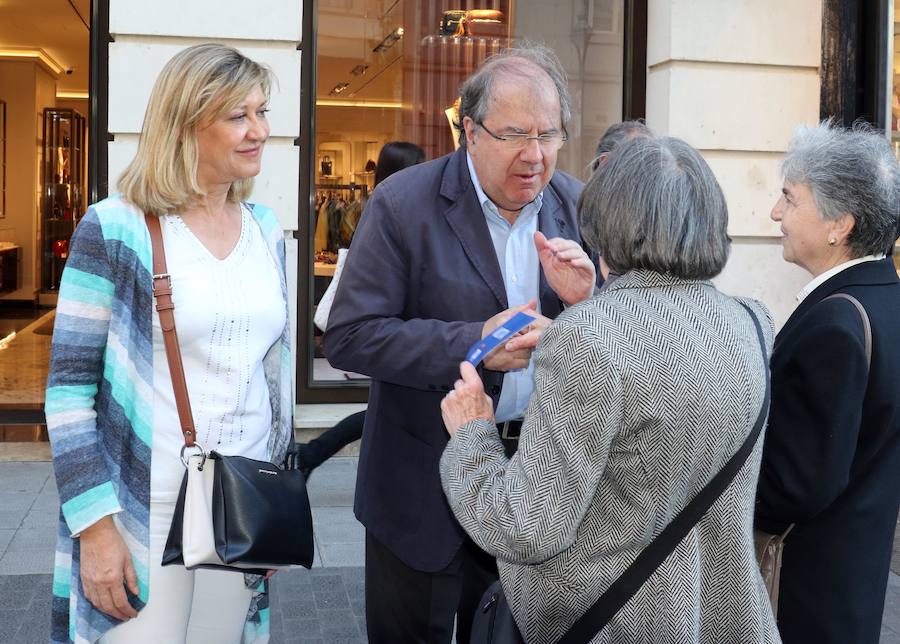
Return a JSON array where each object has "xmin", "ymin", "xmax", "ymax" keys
[
  {"xmin": 796, "ymin": 254, "xmax": 885, "ymax": 304},
  {"xmin": 466, "ymin": 151, "xmax": 543, "ymax": 220}
]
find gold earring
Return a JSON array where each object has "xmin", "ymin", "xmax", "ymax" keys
[{"xmin": 828, "ymin": 238, "xmax": 837, "ymax": 246}]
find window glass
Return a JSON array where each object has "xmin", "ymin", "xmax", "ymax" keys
[{"xmin": 309, "ymin": 0, "xmax": 625, "ymax": 385}]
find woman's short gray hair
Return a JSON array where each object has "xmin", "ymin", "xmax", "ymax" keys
[
  {"xmin": 782, "ymin": 120, "xmax": 900, "ymax": 257},
  {"xmin": 455, "ymin": 44, "xmax": 571, "ymax": 146},
  {"xmin": 579, "ymin": 136, "xmax": 731, "ymax": 280}
]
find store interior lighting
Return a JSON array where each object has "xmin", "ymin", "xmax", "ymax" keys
[
  {"xmin": 373, "ymin": 27, "xmax": 404, "ymax": 53},
  {"xmin": 0, "ymin": 48, "xmax": 63, "ymax": 75},
  {"xmin": 329, "ymin": 82, "xmax": 351, "ymax": 95}
]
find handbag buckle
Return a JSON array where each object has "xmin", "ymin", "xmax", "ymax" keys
[{"xmin": 180, "ymin": 442, "xmax": 207, "ymax": 469}]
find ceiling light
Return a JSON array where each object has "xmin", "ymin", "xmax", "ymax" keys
[
  {"xmin": 350, "ymin": 64, "xmax": 369, "ymax": 76},
  {"xmin": 317, "ymin": 99, "xmax": 403, "ymax": 109},
  {"xmin": 373, "ymin": 27, "xmax": 404, "ymax": 53},
  {"xmin": 329, "ymin": 82, "xmax": 351, "ymax": 95},
  {"xmin": 56, "ymin": 91, "xmax": 89, "ymax": 100},
  {"xmin": 0, "ymin": 48, "xmax": 63, "ymax": 75}
]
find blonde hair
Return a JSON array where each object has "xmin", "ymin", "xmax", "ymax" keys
[{"xmin": 117, "ymin": 43, "xmax": 274, "ymax": 214}]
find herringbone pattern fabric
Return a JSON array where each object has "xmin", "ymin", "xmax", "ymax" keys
[{"xmin": 441, "ymin": 270, "xmax": 781, "ymax": 644}]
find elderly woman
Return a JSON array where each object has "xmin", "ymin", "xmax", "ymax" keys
[
  {"xmin": 440, "ymin": 135, "xmax": 781, "ymax": 643},
  {"xmin": 45, "ymin": 44, "xmax": 292, "ymax": 643},
  {"xmin": 755, "ymin": 122, "xmax": 900, "ymax": 644}
]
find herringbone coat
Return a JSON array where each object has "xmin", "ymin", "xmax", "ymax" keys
[{"xmin": 441, "ymin": 271, "xmax": 782, "ymax": 644}]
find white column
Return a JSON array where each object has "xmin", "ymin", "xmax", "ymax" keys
[{"xmin": 645, "ymin": 0, "xmax": 823, "ymax": 327}]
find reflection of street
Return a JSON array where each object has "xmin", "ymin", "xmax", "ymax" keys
[{"xmin": 0, "ymin": 310, "xmax": 52, "ymax": 412}]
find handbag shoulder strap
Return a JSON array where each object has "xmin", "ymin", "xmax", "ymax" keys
[
  {"xmin": 557, "ymin": 301, "xmax": 770, "ymax": 644},
  {"xmin": 145, "ymin": 213, "xmax": 197, "ymax": 448},
  {"xmin": 823, "ymin": 293, "xmax": 872, "ymax": 370}
]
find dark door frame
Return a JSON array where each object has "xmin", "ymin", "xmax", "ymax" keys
[
  {"xmin": 623, "ymin": 0, "xmax": 647, "ymax": 121},
  {"xmin": 821, "ymin": 0, "xmax": 891, "ymax": 128},
  {"xmin": 88, "ymin": 0, "xmax": 111, "ymax": 204}
]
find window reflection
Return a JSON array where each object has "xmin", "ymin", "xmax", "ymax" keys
[{"xmin": 310, "ymin": 0, "xmax": 625, "ymax": 384}]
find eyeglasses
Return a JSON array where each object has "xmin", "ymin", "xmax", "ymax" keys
[{"xmin": 477, "ymin": 122, "xmax": 567, "ymax": 151}]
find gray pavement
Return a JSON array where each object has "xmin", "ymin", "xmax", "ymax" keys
[{"xmin": 0, "ymin": 458, "xmax": 897, "ymax": 643}]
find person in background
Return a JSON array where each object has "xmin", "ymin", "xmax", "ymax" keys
[
  {"xmin": 591, "ymin": 119, "xmax": 653, "ymax": 283},
  {"xmin": 45, "ymin": 44, "xmax": 293, "ymax": 644},
  {"xmin": 440, "ymin": 134, "xmax": 780, "ymax": 644},
  {"xmin": 324, "ymin": 45, "xmax": 599, "ymax": 643},
  {"xmin": 590, "ymin": 119, "xmax": 653, "ymax": 172},
  {"xmin": 294, "ymin": 141, "xmax": 427, "ymax": 480},
  {"xmin": 755, "ymin": 121, "xmax": 900, "ymax": 644},
  {"xmin": 374, "ymin": 140, "xmax": 427, "ymax": 186}
]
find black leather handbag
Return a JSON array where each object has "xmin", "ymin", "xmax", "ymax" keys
[
  {"xmin": 470, "ymin": 303, "xmax": 770, "ymax": 644},
  {"xmin": 146, "ymin": 213, "xmax": 314, "ymax": 574}
]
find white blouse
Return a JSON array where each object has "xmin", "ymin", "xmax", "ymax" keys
[{"xmin": 150, "ymin": 204, "xmax": 287, "ymax": 502}]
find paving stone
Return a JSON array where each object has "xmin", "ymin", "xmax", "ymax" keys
[
  {"xmin": 0, "ymin": 530, "xmax": 14, "ymax": 557},
  {"xmin": 0, "ymin": 548, "xmax": 54, "ymax": 575},
  {"xmin": 0, "ymin": 493, "xmax": 36, "ymax": 511},
  {"xmin": 313, "ymin": 589, "xmax": 350, "ymax": 611},
  {"xmin": 309, "ymin": 572, "xmax": 343, "ymax": 592},
  {"xmin": 7, "ymin": 527, "xmax": 58, "ymax": 552},
  {"xmin": 0, "ymin": 509, "xmax": 27, "ymax": 530},
  {"xmin": 305, "ymin": 458, "xmax": 357, "ymax": 508},
  {"xmin": 0, "ymin": 610, "xmax": 23, "ymax": 643},
  {"xmin": 19, "ymin": 508, "xmax": 58, "ymax": 528},
  {"xmin": 280, "ymin": 616, "xmax": 321, "ymax": 637},
  {"xmin": 311, "ymin": 507, "xmax": 364, "ymax": 545},
  {"xmin": 319, "ymin": 543, "xmax": 364, "ymax": 568}
]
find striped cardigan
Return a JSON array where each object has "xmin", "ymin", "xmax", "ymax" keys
[{"xmin": 45, "ymin": 196, "xmax": 294, "ymax": 644}]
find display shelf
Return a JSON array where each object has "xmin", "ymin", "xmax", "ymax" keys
[{"xmin": 40, "ymin": 108, "xmax": 85, "ymax": 292}]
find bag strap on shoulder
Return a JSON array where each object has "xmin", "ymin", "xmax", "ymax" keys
[
  {"xmin": 823, "ymin": 293, "xmax": 871, "ymax": 370},
  {"xmin": 557, "ymin": 302, "xmax": 770, "ymax": 644},
  {"xmin": 146, "ymin": 213, "xmax": 197, "ymax": 449}
]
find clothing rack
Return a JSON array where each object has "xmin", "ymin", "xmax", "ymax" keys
[{"xmin": 314, "ymin": 182, "xmax": 368, "ymax": 197}]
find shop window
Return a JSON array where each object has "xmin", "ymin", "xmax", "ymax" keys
[
  {"xmin": 0, "ymin": 0, "xmax": 102, "ymax": 430},
  {"xmin": 0, "ymin": 99, "xmax": 5, "ymax": 220},
  {"xmin": 299, "ymin": 0, "xmax": 627, "ymax": 400}
]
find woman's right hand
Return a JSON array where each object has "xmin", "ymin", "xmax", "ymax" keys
[{"xmin": 79, "ymin": 516, "xmax": 139, "ymax": 621}]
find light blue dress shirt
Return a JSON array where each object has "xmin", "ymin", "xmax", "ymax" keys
[{"xmin": 466, "ymin": 152, "xmax": 542, "ymax": 422}]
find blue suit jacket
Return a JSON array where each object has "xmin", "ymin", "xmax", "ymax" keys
[{"xmin": 324, "ymin": 147, "xmax": 593, "ymax": 571}]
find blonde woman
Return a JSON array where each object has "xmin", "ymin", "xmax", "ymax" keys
[{"xmin": 46, "ymin": 44, "xmax": 293, "ymax": 643}]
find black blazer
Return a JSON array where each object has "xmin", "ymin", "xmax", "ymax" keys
[
  {"xmin": 324, "ymin": 148, "xmax": 592, "ymax": 571},
  {"xmin": 755, "ymin": 258, "xmax": 900, "ymax": 644}
]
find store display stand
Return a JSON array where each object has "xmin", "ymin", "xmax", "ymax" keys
[{"xmin": 39, "ymin": 108, "xmax": 85, "ymax": 304}]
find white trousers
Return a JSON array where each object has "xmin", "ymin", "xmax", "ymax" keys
[{"xmin": 100, "ymin": 499, "xmax": 256, "ymax": 644}]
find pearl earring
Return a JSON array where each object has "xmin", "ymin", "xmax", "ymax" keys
[{"xmin": 828, "ymin": 239, "xmax": 837, "ymax": 246}]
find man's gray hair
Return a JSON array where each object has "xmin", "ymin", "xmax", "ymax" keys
[
  {"xmin": 580, "ymin": 136, "xmax": 731, "ymax": 280},
  {"xmin": 782, "ymin": 120, "xmax": 900, "ymax": 257},
  {"xmin": 455, "ymin": 44, "xmax": 571, "ymax": 147}
]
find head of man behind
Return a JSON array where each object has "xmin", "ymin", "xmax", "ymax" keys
[{"xmin": 457, "ymin": 45, "xmax": 571, "ymax": 216}]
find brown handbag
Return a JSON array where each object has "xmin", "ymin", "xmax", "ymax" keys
[{"xmin": 754, "ymin": 291, "xmax": 871, "ymax": 617}]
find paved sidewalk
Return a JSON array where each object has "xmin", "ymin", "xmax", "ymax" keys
[{"xmin": 0, "ymin": 458, "xmax": 898, "ymax": 643}]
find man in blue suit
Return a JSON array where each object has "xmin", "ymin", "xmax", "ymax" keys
[{"xmin": 324, "ymin": 45, "xmax": 600, "ymax": 643}]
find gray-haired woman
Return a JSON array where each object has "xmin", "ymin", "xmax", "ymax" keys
[
  {"xmin": 439, "ymin": 136, "xmax": 781, "ymax": 643},
  {"xmin": 755, "ymin": 121, "xmax": 900, "ymax": 644}
]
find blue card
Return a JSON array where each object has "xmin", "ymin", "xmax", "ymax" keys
[{"xmin": 465, "ymin": 311, "xmax": 535, "ymax": 366}]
